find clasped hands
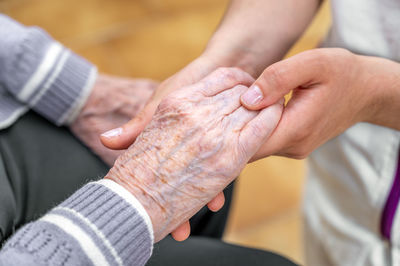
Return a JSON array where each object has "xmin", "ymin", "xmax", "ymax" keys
[{"xmin": 71, "ymin": 47, "xmax": 400, "ymax": 242}]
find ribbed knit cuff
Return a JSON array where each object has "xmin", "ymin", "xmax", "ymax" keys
[
  {"xmin": 0, "ymin": 14, "xmax": 96, "ymax": 126},
  {"xmin": 58, "ymin": 180, "xmax": 154, "ymax": 264},
  {"xmin": 0, "ymin": 180, "xmax": 154, "ymax": 266},
  {"xmin": 29, "ymin": 51, "xmax": 97, "ymax": 125}
]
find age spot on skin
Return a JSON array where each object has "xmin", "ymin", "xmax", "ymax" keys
[{"xmin": 105, "ymin": 68, "xmax": 283, "ymax": 241}]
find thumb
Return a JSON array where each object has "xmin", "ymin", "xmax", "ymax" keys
[
  {"xmin": 100, "ymin": 101, "xmax": 158, "ymax": 150},
  {"xmin": 241, "ymin": 50, "xmax": 323, "ymax": 110}
]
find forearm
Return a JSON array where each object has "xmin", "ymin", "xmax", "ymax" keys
[
  {"xmin": 100, "ymin": 0, "xmax": 322, "ymax": 153},
  {"xmin": 201, "ymin": 0, "xmax": 321, "ymax": 77},
  {"xmin": 361, "ymin": 55, "xmax": 400, "ymax": 130}
]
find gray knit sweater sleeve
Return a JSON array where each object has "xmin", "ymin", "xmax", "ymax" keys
[
  {"xmin": 0, "ymin": 14, "xmax": 96, "ymax": 128},
  {"xmin": 0, "ymin": 179, "xmax": 154, "ymax": 266}
]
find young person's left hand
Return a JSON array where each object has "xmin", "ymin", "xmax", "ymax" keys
[{"xmin": 240, "ymin": 48, "xmax": 400, "ymax": 160}]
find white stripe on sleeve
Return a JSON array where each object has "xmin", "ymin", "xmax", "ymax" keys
[
  {"xmin": 18, "ymin": 42, "xmax": 63, "ymax": 101},
  {"xmin": 96, "ymin": 179, "xmax": 154, "ymax": 247},
  {"xmin": 41, "ymin": 213, "xmax": 110, "ymax": 266}
]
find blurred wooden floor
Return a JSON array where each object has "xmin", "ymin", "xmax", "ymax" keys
[{"xmin": 0, "ymin": 0, "xmax": 331, "ymax": 264}]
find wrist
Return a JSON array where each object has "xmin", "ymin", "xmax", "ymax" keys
[
  {"xmin": 105, "ymin": 158, "xmax": 167, "ymax": 242},
  {"xmin": 202, "ymin": 28, "xmax": 294, "ymax": 78},
  {"xmin": 201, "ymin": 39, "xmax": 260, "ymax": 77},
  {"xmin": 358, "ymin": 55, "xmax": 400, "ymax": 128}
]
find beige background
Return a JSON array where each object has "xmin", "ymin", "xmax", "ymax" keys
[{"xmin": 0, "ymin": 0, "xmax": 331, "ymax": 264}]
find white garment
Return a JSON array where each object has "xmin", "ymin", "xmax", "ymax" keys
[{"xmin": 305, "ymin": 0, "xmax": 400, "ymax": 265}]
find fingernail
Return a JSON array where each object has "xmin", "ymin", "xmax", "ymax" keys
[
  {"xmin": 241, "ymin": 85, "xmax": 263, "ymax": 106},
  {"xmin": 101, "ymin": 127, "xmax": 123, "ymax": 138}
]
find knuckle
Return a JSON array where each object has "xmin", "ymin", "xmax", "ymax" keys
[
  {"xmin": 263, "ymin": 64, "xmax": 287, "ymax": 90},
  {"xmin": 215, "ymin": 67, "xmax": 236, "ymax": 81},
  {"xmin": 157, "ymin": 96, "xmax": 179, "ymax": 113},
  {"xmin": 306, "ymin": 48, "xmax": 354, "ymax": 71},
  {"xmin": 249, "ymin": 122, "xmax": 265, "ymax": 139},
  {"xmin": 333, "ymin": 48, "xmax": 356, "ymax": 66},
  {"xmin": 301, "ymin": 49, "xmax": 331, "ymax": 70},
  {"xmin": 215, "ymin": 67, "xmax": 231, "ymax": 75},
  {"xmin": 214, "ymin": 67, "xmax": 247, "ymax": 82},
  {"xmin": 308, "ymin": 48, "xmax": 328, "ymax": 60}
]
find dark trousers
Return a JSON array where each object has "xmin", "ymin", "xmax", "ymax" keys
[{"xmin": 0, "ymin": 112, "xmax": 296, "ymax": 266}]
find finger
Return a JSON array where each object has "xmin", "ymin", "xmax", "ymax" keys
[
  {"xmin": 207, "ymin": 192, "xmax": 225, "ymax": 212},
  {"xmin": 100, "ymin": 101, "xmax": 158, "ymax": 150},
  {"xmin": 171, "ymin": 221, "xmax": 191, "ymax": 242},
  {"xmin": 239, "ymin": 99, "xmax": 284, "ymax": 157},
  {"xmin": 228, "ymin": 106, "xmax": 258, "ymax": 131},
  {"xmin": 241, "ymin": 50, "xmax": 326, "ymax": 110},
  {"xmin": 196, "ymin": 67, "xmax": 254, "ymax": 97},
  {"xmin": 251, "ymin": 89, "xmax": 319, "ymax": 160}
]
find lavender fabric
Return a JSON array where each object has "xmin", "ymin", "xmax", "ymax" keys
[
  {"xmin": 0, "ymin": 182, "xmax": 153, "ymax": 266},
  {"xmin": 0, "ymin": 14, "xmax": 95, "ymax": 129},
  {"xmin": 380, "ymin": 148, "xmax": 400, "ymax": 240}
]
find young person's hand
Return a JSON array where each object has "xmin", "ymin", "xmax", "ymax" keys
[{"xmin": 240, "ymin": 48, "xmax": 400, "ymax": 160}]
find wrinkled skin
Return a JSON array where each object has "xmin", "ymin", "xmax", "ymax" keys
[
  {"xmin": 101, "ymin": 57, "xmax": 219, "ymax": 150},
  {"xmin": 70, "ymin": 74, "xmax": 157, "ymax": 165},
  {"xmin": 99, "ymin": 57, "xmax": 227, "ymax": 241},
  {"xmin": 72, "ymin": 73, "xmax": 220, "ymax": 239},
  {"xmin": 105, "ymin": 68, "xmax": 283, "ymax": 241}
]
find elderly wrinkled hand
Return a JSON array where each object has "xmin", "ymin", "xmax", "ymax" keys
[
  {"xmin": 100, "ymin": 57, "xmax": 218, "ymax": 150},
  {"xmin": 70, "ymin": 74, "xmax": 157, "ymax": 165},
  {"xmin": 105, "ymin": 68, "xmax": 283, "ymax": 241}
]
